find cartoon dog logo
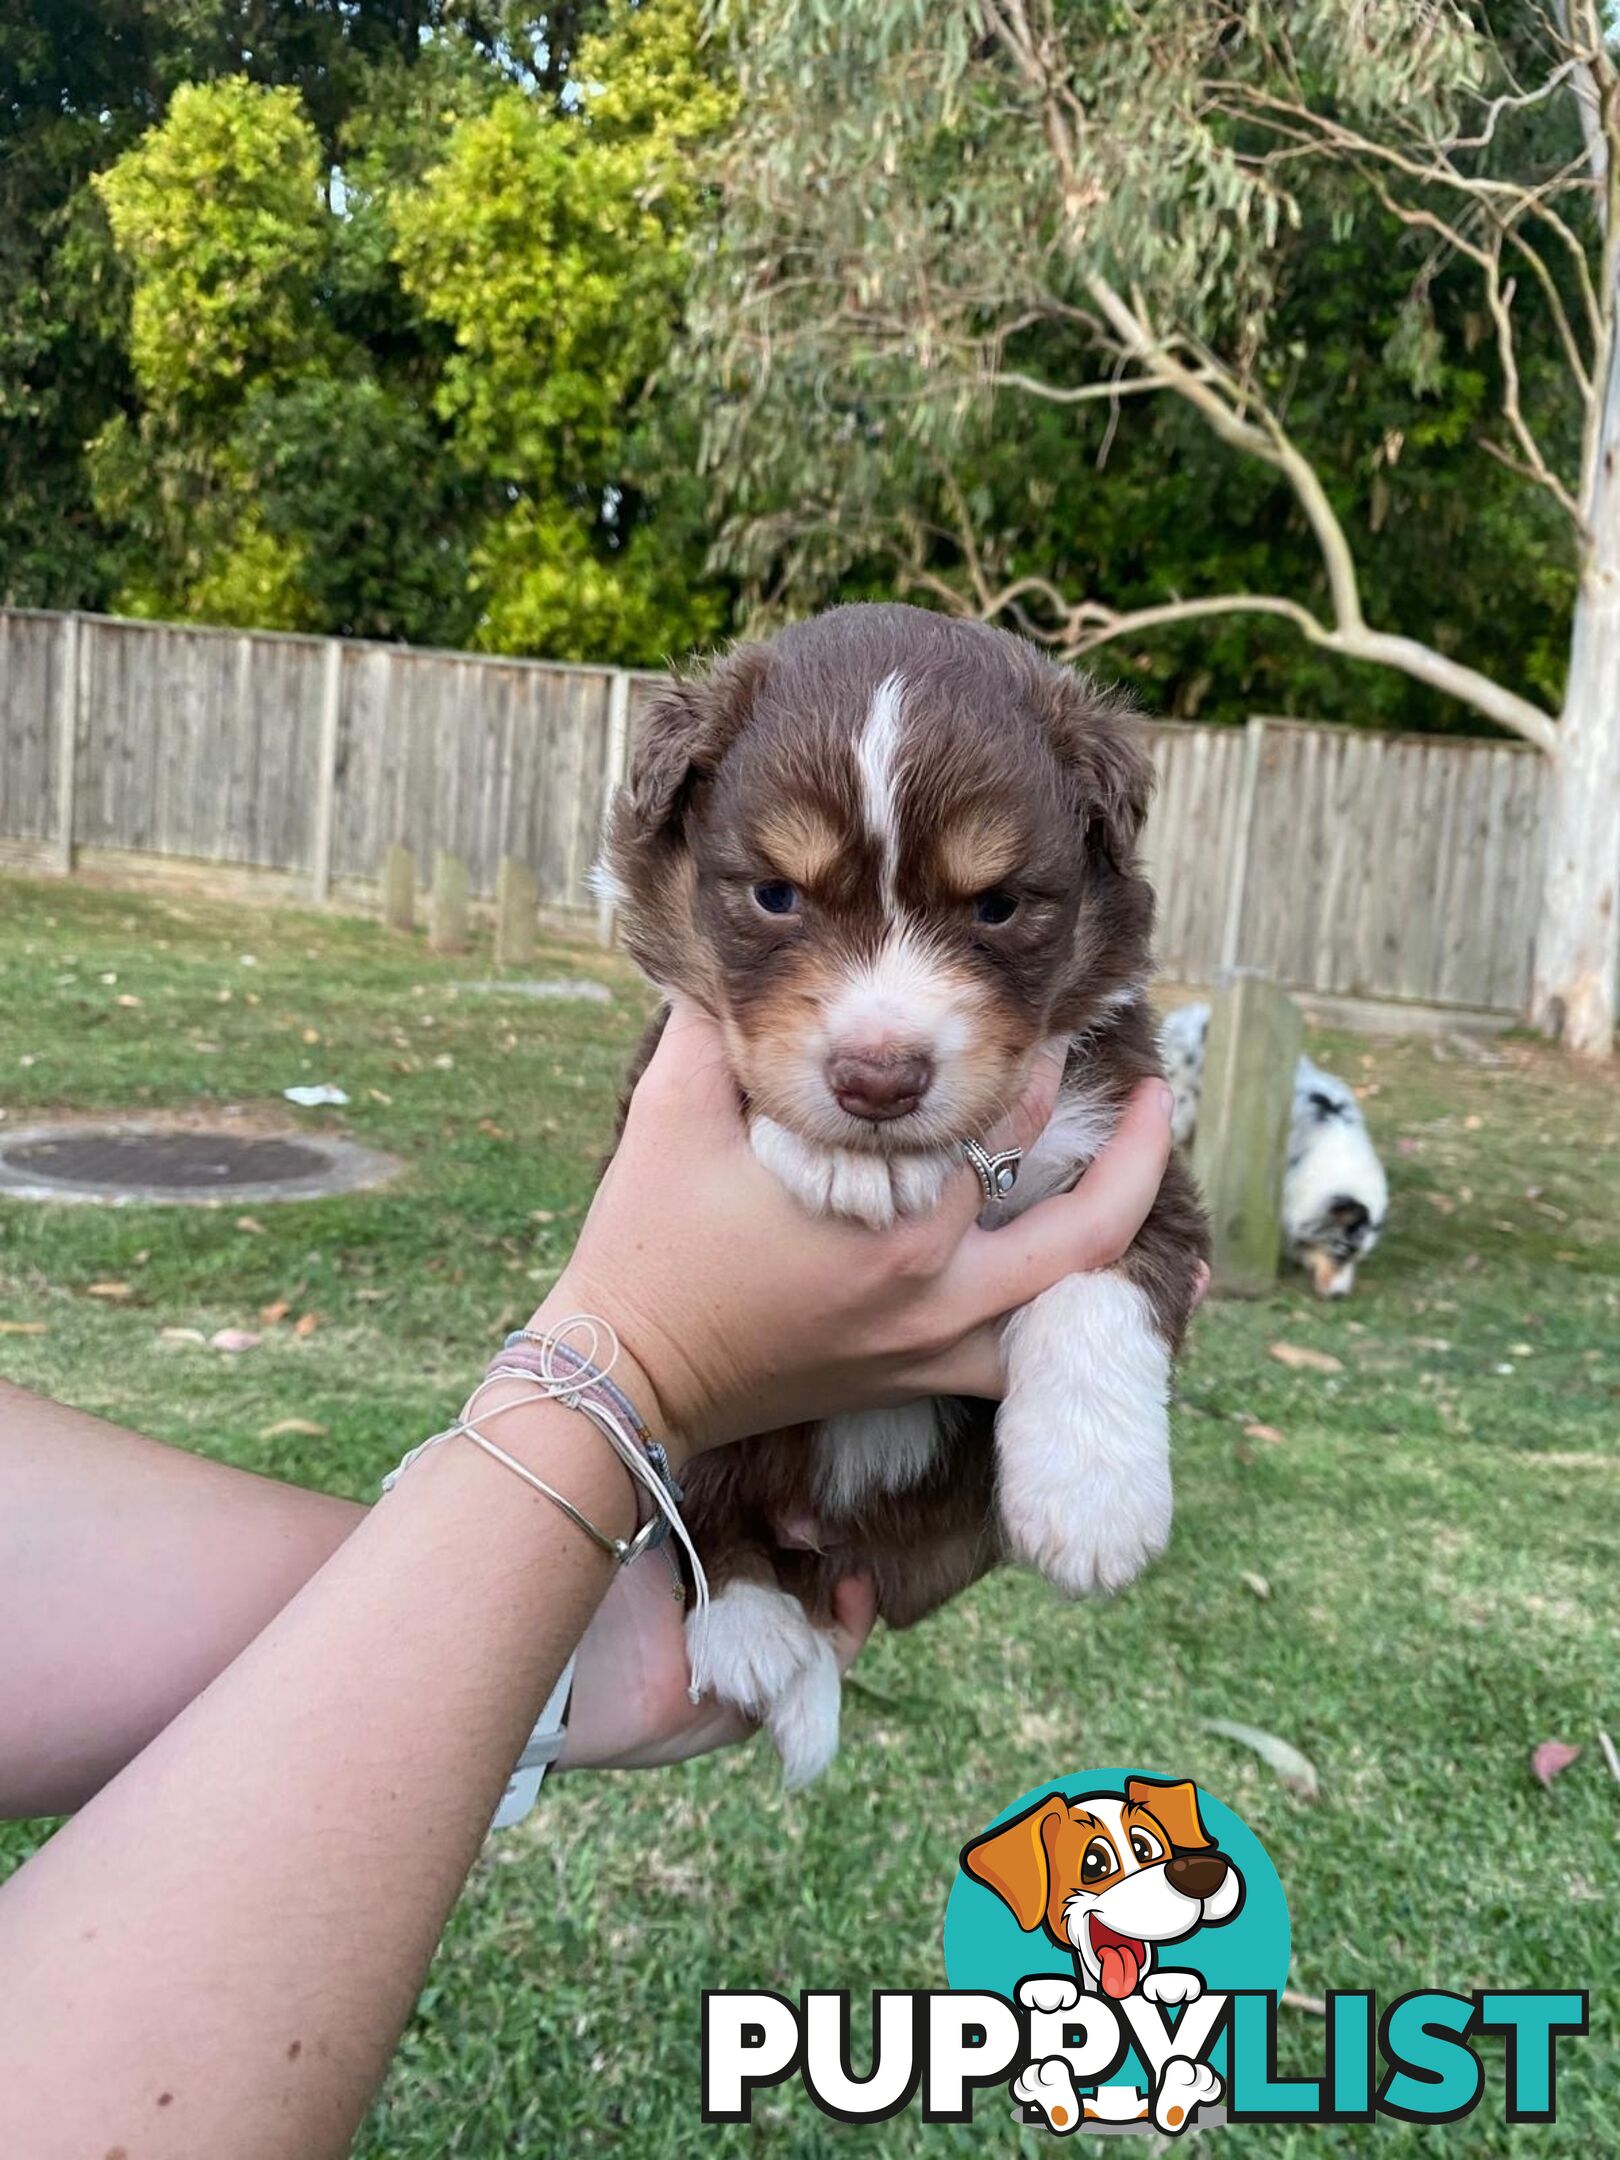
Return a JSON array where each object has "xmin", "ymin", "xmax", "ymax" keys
[{"xmin": 961, "ymin": 1776, "xmax": 1245, "ymax": 2134}]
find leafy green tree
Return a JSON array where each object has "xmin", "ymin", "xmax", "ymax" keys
[
  {"xmin": 694, "ymin": 0, "xmax": 1618, "ymax": 1056},
  {"xmin": 97, "ymin": 77, "xmax": 329, "ymax": 408},
  {"xmin": 390, "ymin": 0, "xmax": 733, "ymax": 661},
  {"xmin": 74, "ymin": 0, "xmax": 725, "ymax": 656}
]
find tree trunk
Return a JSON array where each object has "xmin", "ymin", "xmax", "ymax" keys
[{"xmin": 1532, "ymin": 347, "xmax": 1620, "ymax": 1059}]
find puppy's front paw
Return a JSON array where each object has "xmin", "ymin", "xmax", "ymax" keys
[
  {"xmin": 684, "ymin": 1580, "xmax": 841, "ymax": 1788},
  {"xmin": 1017, "ymin": 1975, "xmax": 1082, "ymax": 2015},
  {"xmin": 1012, "ymin": 2057, "xmax": 1083, "ymax": 2135},
  {"xmin": 1153, "ymin": 2056, "xmax": 1222, "ymax": 2135},
  {"xmin": 996, "ymin": 1272, "xmax": 1173, "ymax": 1598},
  {"xmin": 996, "ymin": 1395, "xmax": 1172, "ymax": 1596},
  {"xmin": 1141, "ymin": 1970, "xmax": 1204, "ymax": 2007},
  {"xmin": 750, "ymin": 1118, "xmax": 951, "ymax": 1229}
]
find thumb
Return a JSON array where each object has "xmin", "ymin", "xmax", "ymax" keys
[{"xmin": 632, "ymin": 998, "xmax": 743, "ymax": 1128}]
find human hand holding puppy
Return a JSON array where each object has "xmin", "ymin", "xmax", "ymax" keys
[
  {"xmin": 536, "ymin": 998, "xmax": 1177, "ymax": 1459},
  {"xmin": 548, "ymin": 998, "xmax": 1180, "ymax": 1770},
  {"xmin": 0, "ymin": 965, "xmax": 1184, "ymax": 2160}
]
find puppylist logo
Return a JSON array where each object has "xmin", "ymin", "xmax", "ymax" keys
[{"xmin": 702, "ymin": 1768, "xmax": 1588, "ymax": 2134}]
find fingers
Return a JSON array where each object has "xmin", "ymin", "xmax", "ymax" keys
[
  {"xmin": 945, "ymin": 1077, "xmax": 1174, "ymax": 1326},
  {"xmin": 935, "ymin": 1037, "xmax": 1069, "ymax": 1238},
  {"xmin": 828, "ymin": 1573, "xmax": 878, "ymax": 1674}
]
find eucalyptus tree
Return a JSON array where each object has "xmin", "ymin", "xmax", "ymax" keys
[{"xmin": 696, "ymin": 0, "xmax": 1620, "ymax": 1057}]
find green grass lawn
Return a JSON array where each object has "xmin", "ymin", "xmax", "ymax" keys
[{"xmin": 2, "ymin": 872, "xmax": 1617, "ymax": 2157}]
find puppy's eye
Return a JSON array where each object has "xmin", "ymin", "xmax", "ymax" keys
[
  {"xmin": 752, "ymin": 881, "xmax": 800, "ymax": 917},
  {"xmin": 1129, "ymin": 1829, "xmax": 1163, "ymax": 1865},
  {"xmin": 971, "ymin": 889, "xmax": 1019, "ymax": 926},
  {"xmin": 1081, "ymin": 1838, "xmax": 1115, "ymax": 1883}
]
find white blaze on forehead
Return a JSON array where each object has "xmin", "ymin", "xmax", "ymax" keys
[
  {"xmin": 821, "ymin": 923, "xmax": 970, "ymax": 1060},
  {"xmin": 1080, "ymin": 1796, "xmax": 1135, "ymax": 1864},
  {"xmin": 856, "ymin": 671, "xmax": 907, "ymax": 908}
]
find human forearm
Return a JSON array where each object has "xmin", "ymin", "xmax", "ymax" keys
[
  {"xmin": 0, "ymin": 1380, "xmax": 364, "ymax": 1816},
  {"xmin": 0, "ymin": 1389, "xmax": 633, "ymax": 2160}
]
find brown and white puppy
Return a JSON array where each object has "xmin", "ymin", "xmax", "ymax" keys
[{"xmin": 599, "ymin": 604, "xmax": 1208, "ymax": 1783}]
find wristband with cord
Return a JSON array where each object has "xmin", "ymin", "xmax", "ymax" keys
[{"xmin": 381, "ymin": 1315, "xmax": 710, "ymax": 1828}]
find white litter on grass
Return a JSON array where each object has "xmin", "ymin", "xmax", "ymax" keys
[
  {"xmin": 283, "ymin": 1084, "xmax": 349, "ymax": 1107},
  {"xmin": 453, "ymin": 979, "xmax": 613, "ymax": 1005},
  {"xmin": 209, "ymin": 1327, "xmax": 261, "ymax": 1354}
]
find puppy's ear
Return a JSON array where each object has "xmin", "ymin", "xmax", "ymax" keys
[
  {"xmin": 620, "ymin": 644, "xmax": 771, "ymax": 850},
  {"xmin": 1037, "ymin": 670, "xmax": 1155, "ymax": 869},
  {"xmin": 1126, "ymin": 1777, "xmax": 1212, "ymax": 1853},
  {"xmin": 960, "ymin": 1794, "xmax": 1067, "ymax": 1931}
]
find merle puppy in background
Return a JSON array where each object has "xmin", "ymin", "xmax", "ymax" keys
[
  {"xmin": 598, "ymin": 604, "xmax": 1208, "ymax": 1783},
  {"xmin": 1160, "ymin": 1001, "xmax": 1388, "ymax": 1298}
]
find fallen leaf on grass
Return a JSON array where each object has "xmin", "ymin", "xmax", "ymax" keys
[
  {"xmin": 1242, "ymin": 1421, "xmax": 1287, "ymax": 1445},
  {"xmin": 1531, "ymin": 1740, "xmax": 1581, "ymax": 1788},
  {"xmin": 1281, "ymin": 1990, "xmax": 1328, "ymax": 2018},
  {"xmin": 260, "ymin": 1417, "xmax": 327, "ymax": 1440},
  {"xmin": 1268, "ymin": 1342, "xmax": 1344, "ymax": 1376},
  {"xmin": 259, "ymin": 1299, "xmax": 291, "ymax": 1324},
  {"xmin": 86, "ymin": 1281, "xmax": 132, "ymax": 1300},
  {"xmin": 235, "ymin": 1216, "xmax": 266, "ymax": 1235},
  {"xmin": 1240, "ymin": 1571, "xmax": 1272, "ymax": 1601},
  {"xmin": 158, "ymin": 1326, "xmax": 207, "ymax": 1346},
  {"xmin": 0, "ymin": 1320, "xmax": 48, "ymax": 1335},
  {"xmin": 115, "ymin": 993, "xmax": 143, "ymax": 1008},
  {"xmin": 209, "ymin": 1327, "xmax": 260, "ymax": 1354},
  {"xmin": 293, "ymin": 1311, "xmax": 321, "ymax": 1338},
  {"xmin": 1201, "ymin": 1717, "xmax": 1320, "ymax": 1799}
]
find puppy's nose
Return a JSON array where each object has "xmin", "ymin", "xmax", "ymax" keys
[
  {"xmin": 1166, "ymin": 1851, "xmax": 1229, "ymax": 1901},
  {"xmin": 826, "ymin": 1048, "xmax": 934, "ymax": 1122}
]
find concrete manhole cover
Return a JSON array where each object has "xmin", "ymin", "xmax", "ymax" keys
[{"xmin": 0, "ymin": 1122, "xmax": 396, "ymax": 1207}]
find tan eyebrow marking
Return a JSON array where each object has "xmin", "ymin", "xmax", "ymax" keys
[
  {"xmin": 936, "ymin": 808, "xmax": 1022, "ymax": 895},
  {"xmin": 754, "ymin": 802, "xmax": 844, "ymax": 889}
]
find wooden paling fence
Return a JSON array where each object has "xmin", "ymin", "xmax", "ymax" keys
[{"xmin": 0, "ymin": 605, "xmax": 1551, "ymax": 1018}]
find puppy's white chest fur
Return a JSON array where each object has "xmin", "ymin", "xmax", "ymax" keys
[{"xmin": 750, "ymin": 1078, "xmax": 1122, "ymax": 1517}]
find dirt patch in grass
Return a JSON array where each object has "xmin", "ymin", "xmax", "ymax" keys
[{"xmin": 3, "ymin": 876, "xmax": 1617, "ymax": 2157}]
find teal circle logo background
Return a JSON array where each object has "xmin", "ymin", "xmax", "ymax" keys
[{"xmin": 944, "ymin": 1768, "xmax": 1291, "ymax": 2008}]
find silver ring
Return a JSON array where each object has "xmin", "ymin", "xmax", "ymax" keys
[{"xmin": 961, "ymin": 1137, "xmax": 1022, "ymax": 1204}]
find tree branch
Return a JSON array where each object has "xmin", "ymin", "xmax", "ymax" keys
[
  {"xmin": 1061, "ymin": 596, "xmax": 1560, "ymax": 753},
  {"xmin": 1084, "ymin": 273, "xmax": 1368, "ymax": 630}
]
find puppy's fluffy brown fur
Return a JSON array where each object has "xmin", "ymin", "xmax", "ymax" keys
[{"xmin": 601, "ymin": 604, "xmax": 1208, "ymax": 1782}]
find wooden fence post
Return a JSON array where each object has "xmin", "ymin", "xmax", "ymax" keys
[
  {"xmin": 381, "ymin": 844, "xmax": 415, "ymax": 933},
  {"xmin": 1192, "ymin": 969, "xmax": 1302, "ymax": 1298},
  {"xmin": 428, "ymin": 850, "xmax": 470, "ymax": 954},
  {"xmin": 595, "ymin": 671, "xmax": 633, "ymax": 948},
  {"xmin": 310, "ymin": 638, "xmax": 343, "ymax": 907},
  {"xmin": 494, "ymin": 855, "xmax": 537, "ymax": 967},
  {"xmin": 1218, "ymin": 715, "xmax": 1267, "ymax": 973},
  {"xmin": 53, "ymin": 612, "xmax": 80, "ymax": 877}
]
